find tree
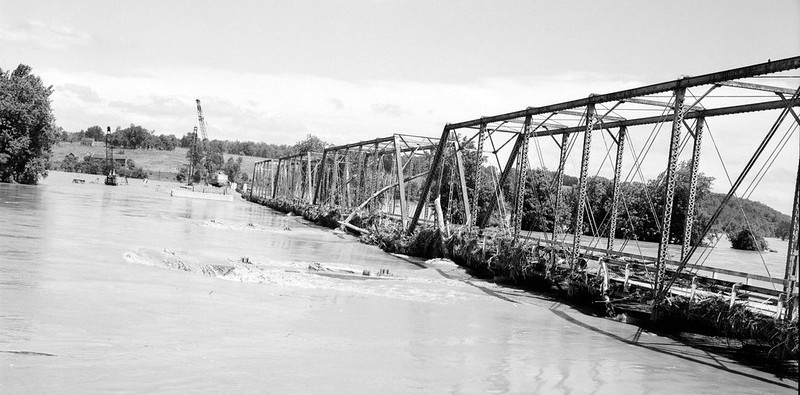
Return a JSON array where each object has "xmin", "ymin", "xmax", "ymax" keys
[
  {"xmin": 0, "ymin": 64, "xmax": 58, "ymax": 184},
  {"xmin": 60, "ymin": 153, "xmax": 79, "ymax": 172},
  {"xmin": 646, "ymin": 161, "xmax": 715, "ymax": 244},
  {"xmin": 85, "ymin": 125, "xmax": 104, "ymax": 141},
  {"xmin": 223, "ymin": 156, "xmax": 243, "ymax": 183},
  {"xmin": 293, "ymin": 134, "xmax": 327, "ymax": 155},
  {"xmin": 775, "ymin": 219, "xmax": 792, "ymax": 241},
  {"xmin": 728, "ymin": 228, "xmax": 768, "ymax": 251}
]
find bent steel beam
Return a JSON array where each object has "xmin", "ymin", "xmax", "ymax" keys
[{"xmin": 408, "ymin": 126, "xmax": 451, "ymax": 233}]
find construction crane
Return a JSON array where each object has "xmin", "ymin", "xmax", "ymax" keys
[
  {"xmin": 195, "ymin": 99, "xmax": 209, "ymax": 141},
  {"xmin": 193, "ymin": 99, "xmax": 228, "ymax": 187}
]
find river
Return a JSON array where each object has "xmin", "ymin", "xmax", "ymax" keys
[{"xmin": 0, "ymin": 171, "xmax": 796, "ymax": 394}]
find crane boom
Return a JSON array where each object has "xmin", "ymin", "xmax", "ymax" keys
[{"xmin": 195, "ymin": 99, "xmax": 209, "ymax": 141}]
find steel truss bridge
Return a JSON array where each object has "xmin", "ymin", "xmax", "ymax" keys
[{"xmin": 250, "ymin": 57, "xmax": 800, "ymax": 319}]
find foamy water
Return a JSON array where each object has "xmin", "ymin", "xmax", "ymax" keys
[{"xmin": 0, "ymin": 171, "xmax": 796, "ymax": 394}]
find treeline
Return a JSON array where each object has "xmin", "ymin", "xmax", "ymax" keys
[
  {"xmin": 60, "ymin": 125, "xmax": 323, "ymax": 159},
  {"xmin": 52, "ymin": 154, "xmax": 148, "ymax": 179},
  {"xmin": 438, "ymin": 154, "xmax": 790, "ymax": 250},
  {"xmin": 60, "ymin": 125, "xmax": 180, "ymax": 151}
]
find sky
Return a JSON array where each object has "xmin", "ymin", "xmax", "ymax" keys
[{"xmin": 1, "ymin": 0, "xmax": 799, "ymax": 212}]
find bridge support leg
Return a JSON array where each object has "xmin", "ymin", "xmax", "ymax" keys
[
  {"xmin": 306, "ymin": 153, "xmax": 313, "ymax": 203},
  {"xmin": 329, "ymin": 150, "xmax": 339, "ymax": 205},
  {"xmin": 344, "ymin": 153, "xmax": 352, "ymax": 207},
  {"xmin": 371, "ymin": 143, "xmax": 380, "ymax": 211},
  {"xmin": 551, "ymin": 132, "xmax": 570, "ymax": 265},
  {"xmin": 681, "ymin": 117, "xmax": 705, "ymax": 259},
  {"xmin": 570, "ymin": 104, "xmax": 597, "ymax": 272},
  {"xmin": 784, "ymin": 159, "xmax": 800, "ymax": 320},
  {"xmin": 511, "ymin": 115, "xmax": 532, "ymax": 243},
  {"xmin": 470, "ymin": 124, "xmax": 486, "ymax": 232},
  {"xmin": 454, "ymin": 141, "xmax": 472, "ymax": 228},
  {"xmin": 272, "ymin": 158, "xmax": 282, "ymax": 199},
  {"xmin": 607, "ymin": 126, "xmax": 626, "ymax": 252},
  {"xmin": 409, "ymin": 126, "xmax": 450, "ymax": 233},
  {"xmin": 313, "ymin": 151, "xmax": 327, "ymax": 204},
  {"xmin": 654, "ymin": 87, "xmax": 686, "ymax": 301},
  {"xmin": 393, "ymin": 135, "xmax": 408, "ymax": 229}
]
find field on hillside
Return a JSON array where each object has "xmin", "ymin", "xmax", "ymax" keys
[{"xmin": 51, "ymin": 142, "xmax": 268, "ymax": 181}]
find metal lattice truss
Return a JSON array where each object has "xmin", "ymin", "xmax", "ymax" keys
[
  {"xmin": 250, "ymin": 151, "xmax": 325, "ymax": 203},
  {"xmin": 407, "ymin": 57, "xmax": 800, "ymax": 309},
  {"xmin": 250, "ymin": 134, "xmax": 444, "ymax": 228}
]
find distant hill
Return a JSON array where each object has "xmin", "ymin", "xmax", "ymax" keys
[{"xmin": 700, "ymin": 192, "xmax": 791, "ymax": 238}]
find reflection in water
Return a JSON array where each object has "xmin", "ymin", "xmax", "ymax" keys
[{"xmin": 0, "ymin": 171, "xmax": 795, "ymax": 394}]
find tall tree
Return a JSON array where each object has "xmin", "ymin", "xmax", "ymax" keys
[
  {"xmin": 0, "ymin": 65, "xmax": 58, "ymax": 184},
  {"xmin": 293, "ymin": 134, "xmax": 327, "ymax": 155},
  {"xmin": 85, "ymin": 125, "xmax": 104, "ymax": 141}
]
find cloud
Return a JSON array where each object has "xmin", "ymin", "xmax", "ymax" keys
[
  {"xmin": 0, "ymin": 20, "xmax": 92, "ymax": 50},
  {"xmin": 371, "ymin": 103, "xmax": 406, "ymax": 117},
  {"xmin": 327, "ymin": 98, "xmax": 344, "ymax": 110},
  {"xmin": 58, "ymin": 83, "xmax": 102, "ymax": 103},
  {"xmin": 36, "ymin": 66, "xmax": 797, "ymax": 213}
]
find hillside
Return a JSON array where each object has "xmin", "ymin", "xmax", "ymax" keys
[
  {"xmin": 50, "ymin": 142, "xmax": 268, "ymax": 181},
  {"xmin": 701, "ymin": 192, "xmax": 792, "ymax": 238}
]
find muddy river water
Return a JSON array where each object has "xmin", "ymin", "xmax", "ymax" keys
[{"xmin": 0, "ymin": 171, "xmax": 796, "ymax": 394}]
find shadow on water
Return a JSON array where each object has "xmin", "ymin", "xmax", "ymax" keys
[{"xmin": 548, "ymin": 309, "xmax": 798, "ymax": 390}]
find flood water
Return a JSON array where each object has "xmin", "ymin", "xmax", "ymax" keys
[{"xmin": 1, "ymin": 171, "xmax": 796, "ymax": 394}]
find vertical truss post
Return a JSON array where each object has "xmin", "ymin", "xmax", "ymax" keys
[
  {"xmin": 654, "ymin": 87, "xmax": 686, "ymax": 298},
  {"xmin": 249, "ymin": 162, "xmax": 257, "ymax": 200},
  {"xmin": 409, "ymin": 126, "xmax": 451, "ymax": 233},
  {"xmin": 306, "ymin": 153, "xmax": 313, "ymax": 203},
  {"xmin": 360, "ymin": 151, "xmax": 369, "ymax": 205},
  {"xmin": 269, "ymin": 160, "xmax": 275, "ymax": 199},
  {"xmin": 570, "ymin": 104, "xmax": 596, "ymax": 271},
  {"xmin": 681, "ymin": 118, "xmax": 705, "ymax": 259},
  {"xmin": 313, "ymin": 151, "xmax": 327, "ymax": 204},
  {"xmin": 661, "ymin": 87, "xmax": 799, "ymax": 298},
  {"xmin": 394, "ymin": 135, "xmax": 408, "ymax": 229},
  {"xmin": 784, "ymin": 161, "xmax": 800, "ymax": 320},
  {"xmin": 470, "ymin": 124, "xmax": 486, "ymax": 231},
  {"xmin": 478, "ymin": 133, "xmax": 524, "ymax": 229},
  {"xmin": 511, "ymin": 115, "xmax": 532, "ymax": 242},
  {"xmin": 286, "ymin": 159, "xmax": 292, "ymax": 198},
  {"xmin": 272, "ymin": 158, "xmax": 282, "ymax": 199},
  {"xmin": 607, "ymin": 126, "xmax": 627, "ymax": 252},
  {"xmin": 258, "ymin": 162, "xmax": 263, "ymax": 199},
  {"xmin": 266, "ymin": 159, "xmax": 273, "ymax": 199},
  {"xmin": 330, "ymin": 150, "xmax": 339, "ymax": 205},
  {"xmin": 454, "ymin": 142, "xmax": 472, "ymax": 227},
  {"xmin": 292, "ymin": 160, "xmax": 297, "ymax": 198},
  {"xmin": 372, "ymin": 143, "xmax": 380, "ymax": 211},
  {"xmin": 552, "ymin": 132, "xmax": 570, "ymax": 245},
  {"xmin": 344, "ymin": 153, "xmax": 352, "ymax": 207},
  {"xmin": 263, "ymin": 161, "xmax": 268, "ymax": 199}
]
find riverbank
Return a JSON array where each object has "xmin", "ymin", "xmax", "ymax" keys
[{"xmin": 247, "ymin": 195, "xmax": 799, "ymax": 368}]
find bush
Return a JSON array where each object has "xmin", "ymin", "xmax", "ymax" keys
[{"xmin": 728, "ymin": 229, "xmax": 768, "ymax": 251}]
